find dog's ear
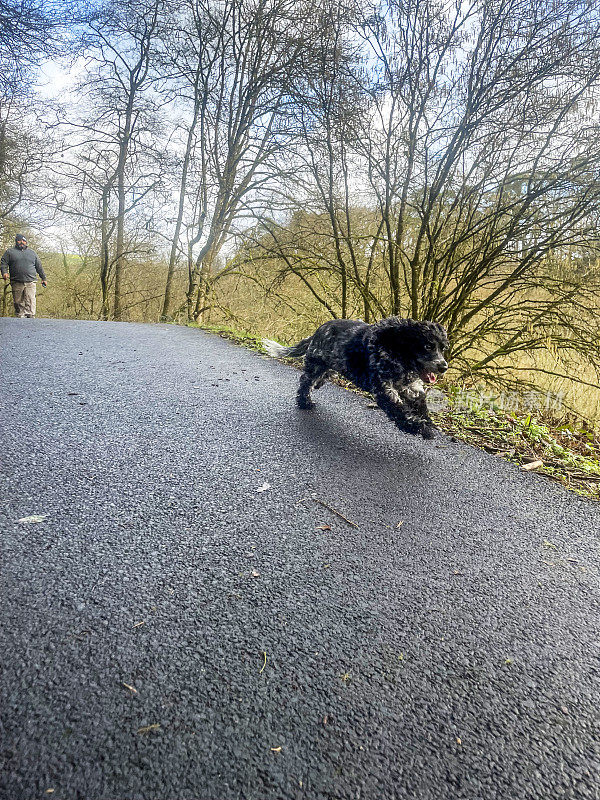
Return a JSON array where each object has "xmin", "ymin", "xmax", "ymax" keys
[
  {"xmin": 375, "ymin": 321, "xmax": 421, "ymax": 360},
  {"xmin": 423, "ymin": 321, "xmax": 448, "ymax": 347},
  {"xmin": 436, "ymin": 323, "xmax": 449, "ymax": 348}
]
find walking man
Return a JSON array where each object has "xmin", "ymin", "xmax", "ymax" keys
[{"xmin": 1, "ymin": 234, "xmax": 47, "ymax": 318}]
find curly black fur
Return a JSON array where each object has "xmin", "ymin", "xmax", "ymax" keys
[{"xmin": 264, "ymin": 317, "xmax": 448, "ymax": 439}]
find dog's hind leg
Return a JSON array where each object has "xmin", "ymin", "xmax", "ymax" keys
[
  {"xmin": 297, "ymin": 358, "xmax": 329, "ymax": 409},
  {"xmin": 313, "ymin": 370, "xmax": 333, "ymax": 389}
]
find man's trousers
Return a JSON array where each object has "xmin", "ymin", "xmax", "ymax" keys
[{"xmin": 10, "ymin": 281, "xmax": 37, "ymax": 317}]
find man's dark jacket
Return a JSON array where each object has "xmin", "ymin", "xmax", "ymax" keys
[{"xmin": 1, "ymin": 246, "xmax": 46, "ymax": 282}]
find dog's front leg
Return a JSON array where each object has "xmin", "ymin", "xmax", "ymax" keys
[
  {"xmin": 403, "ymin": 390, "xmax": 436, "ymax": 440},
  {"xmin": 374, "ymin": 383, "xmax": 435, "ymax": 439}
]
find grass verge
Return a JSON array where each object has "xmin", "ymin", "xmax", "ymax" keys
[{"xmin": 434, "ymin": 402, "xmax": 600, "ymax": 500}]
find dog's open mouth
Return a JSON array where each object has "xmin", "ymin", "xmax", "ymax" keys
[{"xmin": 421, "ymin": 371, "xmax": 437, "ymax": 385}]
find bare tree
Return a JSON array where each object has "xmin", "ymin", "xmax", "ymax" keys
[
  {"xmin": 66, "ymin": 0, "xmax": 164, "ymax": 320},
  {"xmin": 0, "ymin": 104, "xmax": 46, "ymax": 226},
  {"xmin": 0, "ymin": 0, "xmax": 71, "ymax": 99},
  {"xmin": 155, "ymin": 0, "xmax": 222, "ymax": 321},
  {"xmin": 236, "ymin": 0, "xmax": 383, "ymax": 321},
  {"xmin": 0, "ymin": 0, "xmax": 80, "ymax": 246},
  {"xmin": 157, "ymin": 0, "xmax": 313, "ymax": 322}
]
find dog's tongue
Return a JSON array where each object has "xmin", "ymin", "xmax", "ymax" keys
[{"xmin": 423, "ymin": 372, "xmax": 437, "ymax": 384}]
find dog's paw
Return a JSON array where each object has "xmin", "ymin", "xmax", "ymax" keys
[
  {"xmin": 421, "ymin": 425, "xmax": 436, "ymax": 440},
  {"xmin": 297, "ymin": 398, "xmax": 315, "ymax": 410}
]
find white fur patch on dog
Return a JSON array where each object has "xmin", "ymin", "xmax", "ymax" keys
[
  {"xmin": 383, "ymin": 382, "xmax": 403, "ymax": 403},
  {"xmin": 404, "ymin": 378, "xmax": 425, "ymax": 398}
]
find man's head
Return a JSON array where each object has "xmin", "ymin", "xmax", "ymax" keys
[{"xmin": 15, "ymin": 234, "xmax": 27, "ymax": 250}]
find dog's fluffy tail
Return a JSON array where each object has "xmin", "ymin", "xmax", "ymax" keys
[{"xmin": 262, "ymin": 336, "xmax": 312, "ymax": 358}]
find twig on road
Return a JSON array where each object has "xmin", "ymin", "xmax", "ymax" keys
[{"xmin": 299, "ymin": 497, "xmax": 358, "ymax": 528}]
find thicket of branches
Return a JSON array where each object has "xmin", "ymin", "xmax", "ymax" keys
[
  {"xmin": 2, "ymin": 0, "xmax": 600, "ymax": 400},
  {"xmin": 235, "ymin": 0, "xmax": 600, "ymax": 392}
]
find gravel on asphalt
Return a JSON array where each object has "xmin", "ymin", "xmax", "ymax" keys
[{"xmin": 1, "ymin": 319, "xmax": 599, "ymax": 800}]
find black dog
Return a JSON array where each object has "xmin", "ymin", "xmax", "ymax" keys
[{"xmin": 263, "ymin": 317, "xmax": 448, "ymax": 439}]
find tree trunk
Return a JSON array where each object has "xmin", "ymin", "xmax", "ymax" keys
[
  {"xmin": 161, "ymin": 96, "xmax": 200, "ymax": 321},
  {"xmin": 100, "ymin": 185, "xmax": 111, "ymax": 320},
  {"xmin": 113, "ymin": 129, "xmax": 129, "ymax": 321},
  {"xmin": 193, "ymin": 255, "xmax": 214, "ymax": 323}
]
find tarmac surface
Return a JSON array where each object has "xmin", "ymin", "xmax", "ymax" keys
[{"xmin": 1, "ymin": 318, "xmax": 599, "ymax": 800}]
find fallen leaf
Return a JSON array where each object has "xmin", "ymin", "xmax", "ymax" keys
[
  {"xmin": 17, "ymin": 514, "xmax": 47, "ymax": 524},
  {"xmin": 133, "ymin": 621, "xmax": 145, "ymax": 628},
  {"xmin": 316, "ymin": 525, "xmax": 332, "ymax": 531},
  {"xmin": 251, "ymin": 570, "xmax": 261, "ymax": 578},
  {"xmin": 560, "ymin": 706, "xmax": 569, "ymax": 715},
  {"xmin": 259, "ymin": 651, "xmax": 267, "ymax": 674},
  {"xmin": 522, "ymin": 460, "xmax": 543, "ymax": 471},
  {"xmin": 456, "ymin": 737, "xmax": 462, "ymax": 745},
  {"xmin": 122, "ymin": 682, "xmax": 137, "ymax": 694},
  {"xmin": 271, "ymin": 746, "xmax": 282, "ymax": 753},
  {"xmin": 396, "ymin": 521, "xmax": 404, "ymax": 528},
  {"xmin": 256, "ymin": 482, "xmax": 271, "ymax": 493}
]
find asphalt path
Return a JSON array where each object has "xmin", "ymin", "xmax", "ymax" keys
[{"xmin": 1, "ymin": 319, "xmax": 599, "ymax": 800}]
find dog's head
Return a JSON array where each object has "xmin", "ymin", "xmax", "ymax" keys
[{"xmin": 374, "ymin": 318, "xmax": 449, "ymax": 384}]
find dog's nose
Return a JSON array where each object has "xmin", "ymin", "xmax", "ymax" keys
[{"xmin": 438, "ymin": 360, "xmax": 448, "ymax": 372}]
